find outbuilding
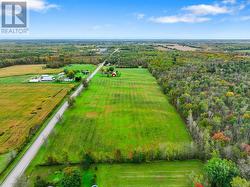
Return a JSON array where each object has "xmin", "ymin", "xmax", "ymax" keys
[
  {"xmin": 40, "ymin": 75, "xmax": 54, "ymax": 81},
  {"xmin": 29, "ymin": 79, "xmax": 40, "ymax": 83}
]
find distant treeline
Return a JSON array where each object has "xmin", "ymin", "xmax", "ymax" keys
[{"xmin": 0, "ymin": 43, "xmax": 106, "ymax": 68}]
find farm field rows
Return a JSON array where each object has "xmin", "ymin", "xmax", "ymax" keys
[
  {"xmin": 28, "ymin": 68, "xmax": 192, "ymax": 168},
  {"xmin": 96, "ymin": 160, "xmax": 203, "ymax": 187},
  {"xmin": 0, "ymin": 64, "xmax": 96, "ymax": 176},
  {"xmin": 0, "ymin": 83, "xmax": 74, "ymax": 154}
]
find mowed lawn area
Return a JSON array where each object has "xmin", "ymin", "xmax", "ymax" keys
[
  {"xmin": 34, "ymin": 68, "xmax": 191, "ymax": 164},
  {"xmin": 96, "ymin": 160, "xmax": 203, "ymax": 187}
]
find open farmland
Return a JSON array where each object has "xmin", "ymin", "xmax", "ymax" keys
[
  {"xmin": 0, "ymin": 84, "xmax": 74, "ymax": 154},
  {"xmin": 31, "ymin": 68, "xmax": 191, "ymax": 165},
  {"xmin": 0, "ymin": 64, "xmax": 96, "ymax": 176},
  {"xmin": 0, "ymin": 65, "xmax": 62, "ymax": 77},
  {"xmin": 96, "ymin": 160, "xmax": 203, "ymax": 187},
  {"xmin": 0, "ymin": 84, "xmax": 74, "ymax": 172}
]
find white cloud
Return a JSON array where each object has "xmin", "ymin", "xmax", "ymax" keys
[
  {"xmin": 238, "ymin": 3, "xmax": 247, "ymax": 10},
  {"xmin": 0, "ymin": 0, "xmax": 58, "ymax": 11},
  {"xmin": 134, "ymin": 13, "xmax": 145, "ymax": 20},
  {"xmin": 222, "ymin": 0, "xmax": 236, "ymax": 4},
  {"xmin": 183, "ymin": 4, "xmax": 230, "ymax": 15},
  {"xmin": 150, "ymin": 15, "xmax": 210, "ymax": 23},
  {"xmin": 149, "ymin": 1, "xmax": 249, "ymax": 24}
]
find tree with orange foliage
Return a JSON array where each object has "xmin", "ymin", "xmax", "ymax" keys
[{"xmin": 212, "ymin": 132, "xmax": 230, "ymax": 142}]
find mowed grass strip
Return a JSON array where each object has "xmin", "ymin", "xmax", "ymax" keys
[
  {"xmin": 0, "ymin": 65, "xmax": 61, "ymax": 77},
  {"xmin": 36, "ymin": 68, "xmax": 191, "ymax": 163},
  {"xmin": 0, "ymin": 84, "xmax": 74, "ymax": 154},
  {"xmin": 96, "ymin": 160, "xmax": 203, "ymax": 187}
]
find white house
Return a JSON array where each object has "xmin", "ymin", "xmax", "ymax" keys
[{"xmin": 40, "ymin": 75, "xmax": 54, "ymax": 81}]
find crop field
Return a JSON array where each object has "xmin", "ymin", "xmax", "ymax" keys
[
  {"xmin": 0, "ymin": 65, "xmax": 62, "ymax": 77},
  {"xmin": 0, "ymin": 64, "xmax": 96, "ymax": 175},
  {"xmin": 0, "ymin": 84, "xmax": 74, "ymax": 154},
  {"xmin": 96, "ymin": 160, "xmax": 203, "ymax": 187},
  {"xmin": 0, "ymin": 64, "xmax": 97, "ymax": 78},
  {"xmin": 32, "ymin": 68, "xmax": 191, "ymax": 164},
  {"xmin": 0, "ymin": 83, "xmax": 74, "ymax": 174}
]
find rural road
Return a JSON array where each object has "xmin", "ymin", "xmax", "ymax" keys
[{"xmin": 1, "ymin": 49, "xmax": 119, "ymax": 187}]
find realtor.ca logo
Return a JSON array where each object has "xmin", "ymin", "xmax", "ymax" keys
[{"xmin": 1, "ymin": 1, "xmax": 29, "ymax": 34}]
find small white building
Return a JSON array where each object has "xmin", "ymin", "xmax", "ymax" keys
[
  {"xmin": 40, "ymin": 75, "xmax": 54, "ymax": 81},
  {"xmin": 63, "ymin": 78, "xmax": 74, "ymax": 82},
  {"xmin": 29, "ymin": 78, "xmax": 40, "ymax": 83}
]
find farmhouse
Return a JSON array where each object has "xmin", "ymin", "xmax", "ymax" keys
[
  {"xmin": 40, "ymin": 75, "xmax": 54, "ymax": 81},
  {"xmin": 29, "ymin": 75, "xmax": 54, "ymax": 83}
]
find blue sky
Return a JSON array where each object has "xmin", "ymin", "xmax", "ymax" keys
[{"xmin": 2, "ymin": 0, "xmax": 250, "ymax": 39}]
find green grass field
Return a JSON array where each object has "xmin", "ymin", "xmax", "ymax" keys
[
  {"xmin": 64, "ymin": 64, "xmax": 96, "ymax": 72},
  {"xmin": 96, "ymin": 160, "xmax": 203, "ymax": 187},
  {"xmin": 32, "ymin": 68, "xmax": 191, "ymax": 164},
  {"xmin": 26, "ymin": 160, "xmax": 203, "ymax": 187}
]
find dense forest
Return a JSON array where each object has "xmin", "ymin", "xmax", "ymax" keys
[{"xmin": 151, "ymin": 59, "xmax": 250, "ymax": 179}]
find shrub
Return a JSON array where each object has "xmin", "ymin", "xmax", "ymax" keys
[
  {"xmin": 61, "ymin": 169, "xmax": 81, "ymax": 187},
  {"xmin": 67, "ymin": 70, "xmax": 75, "ymax": 79},
  {"xmin": 231, "ymin": 177, "xmax": 250, "ymax": 187},
  {"xmin": 68, "ymin": 97, "xmax": 75, "ymax": 108},
  {"xmin": 34, "ymin": 176, "xmax": 48, "ymax": 187},
  {"xmin": 108, "ymin": 66, "xmax": 115, "ymax": 72},
  {"xmin": 82, "ymin": 78, "xmax": 89, "ymax": 88},
  {"xmin": 130, "ymin": 150, "xmax": 146, "ymax": 163},
  {"xmin": 204, "ymin": 157, "xmax": 239, "ymax": 187},
  {"xmin": 75, "ymin": 76, "xmax": 82, "ymax": 82}
]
